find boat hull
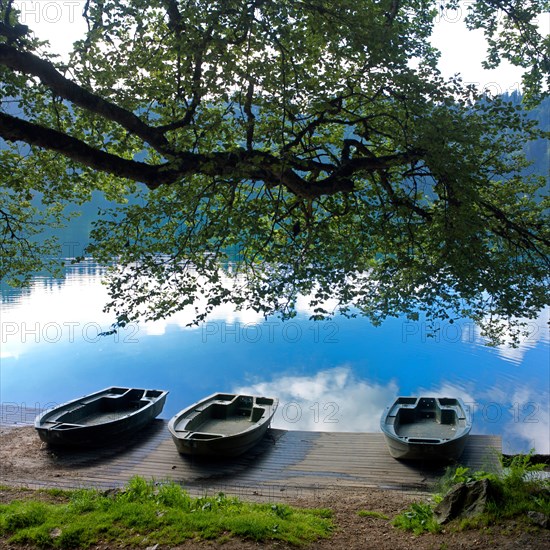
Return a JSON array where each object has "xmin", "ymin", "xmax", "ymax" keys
[
  {"xmin": 35, "ymin": 387, "xmax": 168, "ymax": 447},
  {"xmin": 168, "ymin": 393, "xmax": 278, "ymax": 458},
  {"xmin": 380, "ymin": 396, "xmax": 471, "ymax": 461}
]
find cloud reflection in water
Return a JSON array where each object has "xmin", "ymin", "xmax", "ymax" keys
[
  {"xmin": 237, "ymin": 371, "xmax": 549, "ymax": 454},
  {"xmin": 236, "ymin": 366, "xmax": 398, "ymax": 433}
]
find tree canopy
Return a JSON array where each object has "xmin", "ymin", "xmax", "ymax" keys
[{"xmin": 0, "ymin": 0, "xmax": 549, "ymax": 345}]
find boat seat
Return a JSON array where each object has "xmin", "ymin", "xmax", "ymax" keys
[
  {"xmin": 395, "ymin": 407, "xmax": 416, "ymax": 424},
  {"xmin": 250, "ymin": 407, "xmax": 265, "ymax": 422},
  {"xmin": 254, "ymin": 397, "xmax": 275, "ymax": 407},
  {"xmin": 185, "ymin": 432, "xmax": 224, "ymax": 440},
  {"xmin": 407, "ymin": 437, "xmax": 443, "ymax": 444},
  {"xmin": 439, "ymin": 408, "xmax": 456, "ymax": 425},
  {"xmin": 52, "ymin": 423, "xmax": 86, "ymax": 429},
  {"xmin": 54, "ymin": 405, "xmax": 88, "ymax": 423}
]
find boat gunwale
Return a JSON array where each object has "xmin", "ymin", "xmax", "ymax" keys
[
  {"xmin": 35, "ymin": 387, "xmax": 169, "ymax": 432},
  {"xmin": 380, "ymin": 396, "xmax": 472, "ymax": 447},
  {"xmin": 168, "ymin": 392, "xmax": 279, "ymax": 455}
]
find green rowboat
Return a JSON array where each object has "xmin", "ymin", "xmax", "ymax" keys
[
  {"xmin": 35, "ymin": 387, "xmax": 168, "ymax": 446},
  {"xmin": 381, "ymin": 396, "xmax": 471, "ymax": 461},
  {"xmin": 168, "ymin": 393, "xmax": 278, "ymax": 458}
]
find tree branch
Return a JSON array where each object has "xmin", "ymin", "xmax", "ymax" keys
[
  {"xmin": 163, "ymin": 0, "xmax": 184, "ymax": 33},
  {"xmin": 378, "ymin": 170, "xmax": 432, "ymax": 220},
  {"xmin": 0, "ymin": 108, "xmax": 426, "ymax": 200},
  {"xmin": 320, "ymin": 150, "xmax": 424, "ymax": 184},
  {"xmin": 0, "ymin": 111, "xmax": 324, "ymax": 196},
  {"xmin": 0, "ymin": 112, "xmax": 179, "ymax": 185},
  {"xmin": 0, "ymin": 44, "xmax": 173, "ymax": 155},
  {"xmin": 244, "ymin": 79, "xmax": 255, "ymax": 151},
  {"xmin": 385, "ymin": 0, "xmax": 401, "ymax": 25},
  {"xmin": 479, "ymin": 199, "xmax": 550, "ymax": 249}
]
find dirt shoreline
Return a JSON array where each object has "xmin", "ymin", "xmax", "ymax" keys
[{"xmin": 1, "ymin": 426, "xmax": 549, "ymax": 549}]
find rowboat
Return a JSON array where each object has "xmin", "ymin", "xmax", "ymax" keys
[
  {"xmin": 168, "ymin": 393, "xmax": 278, "ymax": 458},
  {"xmin": 380, "ymin": 396, "xmax": 472, "ymax": 461},
  {"xmin": 35, "ymin": 387, "xmax": 168, "ymax": 446}
]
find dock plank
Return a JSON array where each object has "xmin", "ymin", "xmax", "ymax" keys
[{"xmin": 1, "ymin": 406, "xmax": 501, "ymax": 496}]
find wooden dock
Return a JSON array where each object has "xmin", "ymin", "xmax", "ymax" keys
[{"xmin": 1, "ymin": 406, "xmax": 501, "ymax": 498}]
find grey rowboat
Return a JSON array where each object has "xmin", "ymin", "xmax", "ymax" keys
[
  {"xmin": 35, "ymin": 387, "xmax": 168, "ymax": 446},
  {"xmin": 168, "ymin": 393, "xmax": 278, "ymax": 458},
  {"xmin": 380, "ymin": 396, "xmax": 471, "ymax": 461}
]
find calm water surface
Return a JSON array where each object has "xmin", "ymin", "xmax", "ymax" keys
[{"xmin": 1, "ymin": 261, "xmax": 548, "ymax": 454}]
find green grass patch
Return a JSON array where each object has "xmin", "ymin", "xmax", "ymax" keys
[
  {"xmin": 392, "ymin": 502, "xmax": 441, "ymax": 535},
  {"xmin": 393, "ymin": 452, "xmax": 550, "ymax": 536},
  {"xmin": 0, "ymin": 476, "xmax": 333, "ymax": 548}
]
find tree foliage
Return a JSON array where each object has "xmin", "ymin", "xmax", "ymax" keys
[{"xmin": 0, "ymin": 0, "xmax": 548, "ymax": 345}]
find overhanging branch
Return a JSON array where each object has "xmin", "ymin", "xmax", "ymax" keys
[
  {"xmin": 0, "ymin": 109, "xmax": 424, "ymax": 200},
  {"xmin": 0, "ymin": 44, "xmax": 173, "ymax": 155},
  {"xmin": 0, "ymin": 112, "xmax": 178, "ymax": 185}
]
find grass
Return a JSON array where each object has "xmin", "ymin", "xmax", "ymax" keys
[
  {"xmin": 0, "ymin": 476, "xmax": 333, "ymax": 548},
  {"xmin": 392, "ymin": 502, "xmax": 441, "ymax": 535},
  {"xmin": 393, "ymin": 452, "xmax": 550, "ymax": 535}
]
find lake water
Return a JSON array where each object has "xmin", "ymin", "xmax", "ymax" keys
[{"xmin": 1, "ymin": 260, "xmax": 548, "ymax": 455}]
